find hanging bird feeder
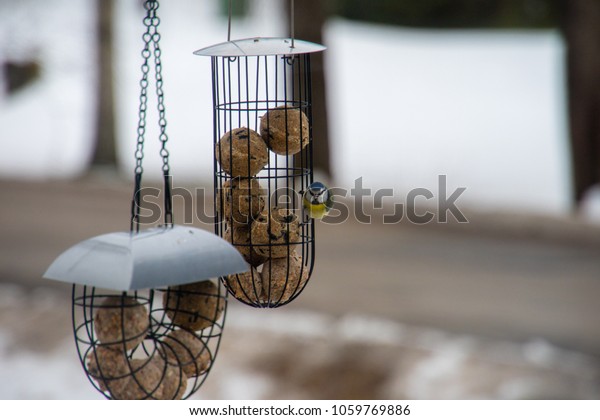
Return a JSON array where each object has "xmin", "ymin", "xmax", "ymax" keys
[
  {"xmin": 43, "ymin": 0, "xmax": 246, "ymax": 399},
  {"xmin": 194, "ymin": 0, "xmax": 326, "ymax": 308}
]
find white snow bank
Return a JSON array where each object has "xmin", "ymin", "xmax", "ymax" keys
[{"xmin": 324, "ymin": 19, "xmax": 571, "ymax": 215}]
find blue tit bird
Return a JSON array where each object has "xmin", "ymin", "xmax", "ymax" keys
[{"xmin": 302, "ymin": 181, "xmax": 333, "ymax": 219}]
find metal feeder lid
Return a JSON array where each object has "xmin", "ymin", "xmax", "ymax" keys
[
  {"xmin": 43, "ymin": 225, "xmax": 248, "ymax": 291},
  {"xmin": 193, "ymin": 37, "xmax": 326, "ymax": 57}
]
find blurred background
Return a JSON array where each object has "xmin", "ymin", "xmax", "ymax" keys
[{"xmin": 1, "ymin": 0, "xmax": 599, "ymax": 399}]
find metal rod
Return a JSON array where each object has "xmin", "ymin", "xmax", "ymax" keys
[
  {"xmin": 290, "ymin": 0, "xmax": 295, "ymax": 48},
  {"xmin": 227, "ymin": 0, "xmax": 232, "ymax": 41}
]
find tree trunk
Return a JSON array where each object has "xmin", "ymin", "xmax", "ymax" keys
[
  {"xmin": 562, "ymin": 0, "xmax": 600, "ymax": 206},
  {"xmin": 91, "ymin": 0, "xmax": 117, "ymax": 167},
  {"xmin": 288, "ymin": 0, "xmax": 332, "ymax": 179}
]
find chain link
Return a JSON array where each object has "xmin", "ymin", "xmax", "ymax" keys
[
  {"xmin": 152, "ymin": 28, "xmax": 170, "ymax": 174},
  {"xmin": 131, "ymin": 0, "xmax": 172, "ymax": 231}
]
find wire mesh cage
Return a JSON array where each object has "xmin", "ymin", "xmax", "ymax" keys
[
  {"xmin": 195, "ymin": 38, "xmax": 326, "ymax": 308},
  {"xmin": 72, "ymin": 282, "xmax": 226, "ymax": 399}
]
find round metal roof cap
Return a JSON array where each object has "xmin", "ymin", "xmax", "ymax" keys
[
  {"xmin": 43, "ymin": 225, "xmax": 248, "ymax": 291},
  {"xmin": 194, "ymin": 37, "xmax": 326, "ymax": 57}
]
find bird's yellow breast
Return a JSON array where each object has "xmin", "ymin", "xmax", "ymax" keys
[{"xmin": 303, "ymin": 199, "xmax": 329, "ymax": 219}]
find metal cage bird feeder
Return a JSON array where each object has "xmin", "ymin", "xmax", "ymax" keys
[
  {"xmin": 194, "ymin": 3, "xmax": 326, "ymax": 308},
  {"xmin": 43, "ymin": 0, "xmax": 247, "ymax": 399}
]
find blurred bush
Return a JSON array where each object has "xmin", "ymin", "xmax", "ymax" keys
[{"xmin": 328, "ymin": 0, "xmax": 560, "ymax": 28}]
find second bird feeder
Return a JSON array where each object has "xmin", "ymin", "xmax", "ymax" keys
[
  {"xmin": 195, "ymin": 37, "xmax": 325, "ymax": 307},
  {"xmin": 43, "ymin": 1, "xmax": 248, "ymax": 399}
]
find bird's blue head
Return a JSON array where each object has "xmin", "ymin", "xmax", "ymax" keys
[{"xmin": 307, "ymin": 182, "xmax": 328, "ymax": 204}]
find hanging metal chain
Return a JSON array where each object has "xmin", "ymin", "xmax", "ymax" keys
[
  {"xmin": 150, "ymin": 0, "xmax": 173, "ymax": 227},
  {"xmin": 131, "ymin": 0, "xmax": 173, "ymax": 232}
]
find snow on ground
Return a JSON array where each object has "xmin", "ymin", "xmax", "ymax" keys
[
  {"xmin": 0, "ymin": 284, "xmax": 100, "ymax": 399},
  {"xmin": 0, "ymin": 333, "xmax": 101, "ymax": 399},
  {"xmin": 204, "ymin": 307, "xmax": 600, "ymax": 400},
  {"xmin": 1, "ymin": 0, "xmax": 589, "ymax": 218},
  {"xmin": 0, "ymin": 284, "xmax": 598, "ymax": 400}
]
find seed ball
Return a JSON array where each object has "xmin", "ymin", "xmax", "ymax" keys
[
  {"xmin": 224, "ymin": 225, "xmax": 268, "ymax": 267},
  {"xmin": 260, "ymin": 106, "xmax": 309, "ymax": 155},
  {"xmin": 250, "ymin": 206, "xmax": 301, "ymax": 259},
  {"xmin": 261, "ymin": 250, "xmax": 309, "ymax": 303},
  {"xmin": 217, "ymin": 178, "xmax": 265, "ymax": 227},
  {"xmin": 86, "ymin": 346, "xmax": 130, "ymax": 395},
  {"xmin": 151, "ymin": 355, "xmax": 188, "ymax": 400},
  {"xmin": 161, "ymin": 329, "xmax": 211, "ymax": 378},
  {"xmin": 161, "ymin": 364, "xmax": 188, "ymax": 400},
  {"xmin": 110, "ymin": 358, "xmax": 163, "ymax": 400},
  {"xmin": 163, "ymin": 281, "xmax": 225, "ymax": 331},
  {"xmin": 94, "ymin": 296, "xmax": 149, "ymax": 350},
  {"xmin": 216, "ymin": 127, "xmax": 268, "ymax": 177},
  {"xmin": 224, "ymin": 266, "xmax": 262, "ymax": 304}
]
